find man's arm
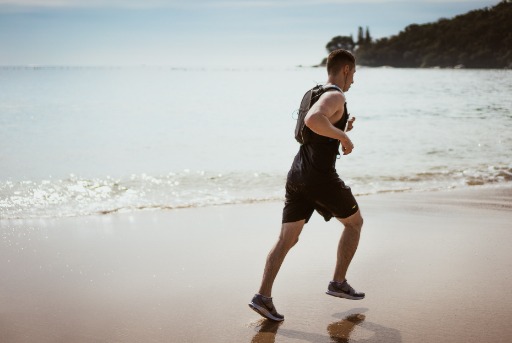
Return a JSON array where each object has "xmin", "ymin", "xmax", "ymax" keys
[
  {"xmin": 346, "ymin": 117, "xmax": 356, "ymax": 132},
  {"xmin": 304, "ymin": 92, "xmax": 354, "ymax": 155}
]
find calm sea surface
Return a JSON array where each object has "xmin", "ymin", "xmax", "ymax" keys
[{"xmin": 1, "ymin": 66, "xmax": 511, "ymax": 219}]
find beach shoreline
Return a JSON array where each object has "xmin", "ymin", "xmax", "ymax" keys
[{"xmin": 1, "ymin": 185, "xmax": 511, "ymax": 342}]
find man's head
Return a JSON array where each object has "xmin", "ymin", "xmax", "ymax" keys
[
  {"xmin": 326, "ymin": 49, "xmax": 355, "ymax": 75},
  {"xmin": 326, "ymin": 49, "xmax": 356, "ymax": 92}
]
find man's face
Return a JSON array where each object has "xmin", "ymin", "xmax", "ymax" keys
[{"xmin": 343, "ymin": 66, "xmax": 356, "ymax": 92}]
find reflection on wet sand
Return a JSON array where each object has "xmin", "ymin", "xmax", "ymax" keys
[
  {"xmin": 250, "ymin": 319, "xmax": 283, "ymax": 343},
  {"xmin": 327, "ymin": 314, "xmax": 366, "ymax": 342},
  {"xmin": 249, "ymin": 309, "xmax": 402, "ymax": 343},
  {"xmin": 328, "ymin": 310, "xmax": 403, "ymax": 343}
]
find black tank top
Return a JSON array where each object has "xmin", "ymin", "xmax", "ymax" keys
[{"xmin": 287, "ymin": 103, "xmax": 349, "ymax": 184}]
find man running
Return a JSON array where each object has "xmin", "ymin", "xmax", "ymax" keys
[{"xmin": 249, "ymin": 49, "xmax": 365, "ymax": 321}]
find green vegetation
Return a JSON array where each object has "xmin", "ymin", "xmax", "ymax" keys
[{"xmin": 323, "ymin": 0, "xmax": 512, "ymax": 68}]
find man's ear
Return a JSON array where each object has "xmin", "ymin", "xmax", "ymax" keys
[{"xmin": 343, "ymin": 64, "xmax": 350, "ymax": 76}]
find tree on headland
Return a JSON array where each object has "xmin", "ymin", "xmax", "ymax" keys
[
  {"xmin": 364, "ymin": 26, "xmax": 372, "ymax": 45},
  {"xmin": 320, "ymin": 0, "xmax": 512, "ymax": 68},
  {"xmin": 326, "ymin": 35, "xmax": 356, "ymax": 52},
  {"xmin": 357, "ymin": 27, "xmax": 364, "ymax": 46},
  {"xmin": 320, "ymin": 27, "xmax": 372, "ymax": 65},
  {"xmin": 356, "ymin": 26, "xmax": 372, "ymax": 46}
]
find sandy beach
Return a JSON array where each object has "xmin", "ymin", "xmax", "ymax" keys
[{"xmin": 1, "ymin": 185, "xmax": 511, "ymax": 343}]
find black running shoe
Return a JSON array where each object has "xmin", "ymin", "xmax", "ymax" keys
[
  {"xmin": 248, "ymin": 294, "xmax": 284, "ymax": 321},
  {"xmin": 326, "ymin": 280, "xmax": 365, "ymax": 300}
]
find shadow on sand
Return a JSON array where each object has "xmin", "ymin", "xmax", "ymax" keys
[{"xmin": 250, "ymin": 308, "xmax": 402, "ymax": 343}]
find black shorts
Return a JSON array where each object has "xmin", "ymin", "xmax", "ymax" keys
[{"xmin": 282, "ymin": 178, "xmax": 358, "ymax": 223}]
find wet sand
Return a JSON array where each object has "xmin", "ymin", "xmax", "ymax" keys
[{"xmin": 1, "ymin": 185, "xmax": 511, "ymax": 342}]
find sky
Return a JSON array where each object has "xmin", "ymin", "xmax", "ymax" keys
[{"xmin": 0, "ymin": 0, "xmax": 501, "ymax": 67}]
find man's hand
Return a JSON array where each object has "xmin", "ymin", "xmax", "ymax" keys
[
  {"xmin": 340, "ymin": 136, "xmax": 354, "ymax": 155},
  {"xmin": 346, "ymin": 117, "xmax": 356, "ymax": 132}
]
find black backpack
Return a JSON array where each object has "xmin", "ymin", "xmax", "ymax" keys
[{"xmin": 294, "ymin": 84, "xmax": 344, "ymax": 144}]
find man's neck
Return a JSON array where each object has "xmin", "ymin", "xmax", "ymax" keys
[{"xmin": 326, "ymin": 76, "xmax": 345, "ymax": 90}]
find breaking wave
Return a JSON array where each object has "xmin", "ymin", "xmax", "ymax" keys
[{"xmin": 1, "ymin": 164, "xmax": 511, "ymax": 219}]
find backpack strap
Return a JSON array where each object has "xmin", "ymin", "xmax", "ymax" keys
[
  {"xmin": 294, "ymin": 84, "xmax": 344, "ymax": 145},
  {"xmin": 309, "ymin": 84, "xmax": 344, "ymax": 105},
  {"xmin": 321, "ymin": 84, "xmax": 343, "ymax": 93}
]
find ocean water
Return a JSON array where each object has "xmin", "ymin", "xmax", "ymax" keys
[{"xmin": 1, "ymin": 66, "xmax": 511, "ymax": 219}]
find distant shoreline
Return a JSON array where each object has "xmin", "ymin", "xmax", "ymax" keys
[
  {"xmin": 2, "ymin": 64, "xmax": 511, "ymax": 71},
  {"xmin": 300, "ymin": 64, "xmax": 512, "ymax": 70},
  {"xmin": 322, "ymin": 1, "xmax": 512, "ymax": 69}
]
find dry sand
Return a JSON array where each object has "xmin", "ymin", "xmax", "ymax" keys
[{"xmin": 1, "ymin": 185, "xmax": 511, "ymax": 342}]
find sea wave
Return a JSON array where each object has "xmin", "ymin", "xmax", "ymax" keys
[
  {"xmin": 0, "ymin": 171, "xmax": 286, "ymax": 219},
  {"xmin": 1, "ymin": 165, "xmax": 511, "ymax": 219}
]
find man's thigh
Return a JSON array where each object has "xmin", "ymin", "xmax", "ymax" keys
[
  {"xmin": 310, "ymin": 179, "xmax": 359, "ymax": 220},
  {"xmin": 337, "ymin": 209, "xmax": 363, "ymax": 231}
]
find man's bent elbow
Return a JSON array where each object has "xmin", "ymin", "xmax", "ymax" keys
[{"xmin": 304, "ymin": 115, "xmax": 314, "ymax": 129}]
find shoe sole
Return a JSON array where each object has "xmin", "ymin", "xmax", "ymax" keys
[
  {"xmin": 326, "ymin": 290, "xmax": 365, "ymax": 300},
  {"xmin": 248, "ymin": 303, "xmax": 284, "ymax": 322}
]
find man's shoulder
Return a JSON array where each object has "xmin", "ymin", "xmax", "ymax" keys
[
  {"xmin": 314, "ymin": 89, "xmax": 346, "ymax": 113},
  {"xmin": 324, "ymin": 88, "xmax": 345, "ymax": 99}
]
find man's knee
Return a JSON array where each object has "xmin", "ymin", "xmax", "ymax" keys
[
  {"xmin": 339, "ymin": 210, "xmax": 363, "ymax": 232},
  {"xmin": 283, "ymin": 235, "xmax": 300, "ymax": 249},
  {"xmin": 277, "ymin": 233, "xmax": 299, "ymax": 251},
  {"xmin": 354, "ymin": 213, "xmax": 363, "ymax": 229},
  {"xmin": 279, "ymin": 220, "xmax": 304, "ymax": 249}
]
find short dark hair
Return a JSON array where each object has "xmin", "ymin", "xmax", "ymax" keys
[{"xmin": 326, "ymin": 49, "xmax": 356, "ymax": 75}]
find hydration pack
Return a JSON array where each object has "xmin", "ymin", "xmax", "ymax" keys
[{"xmin": 294, "ymin": 84, "xmax": 344, "ymax": 144}]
